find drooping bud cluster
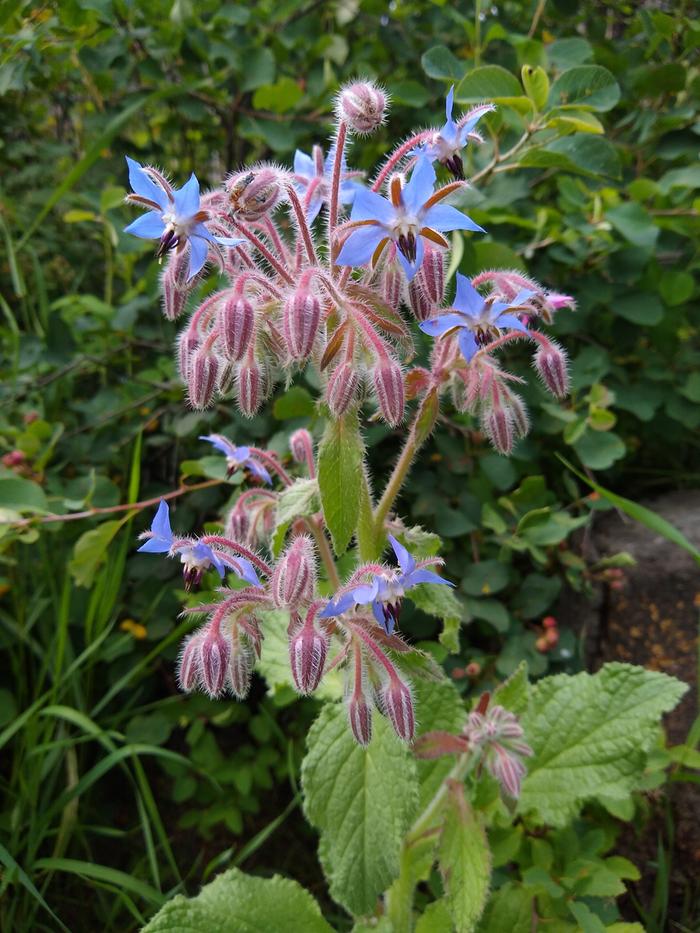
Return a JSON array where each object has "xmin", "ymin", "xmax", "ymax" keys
[{"xmin": 464, "ymin": 702, "xmax": 533, "ymax": 798}]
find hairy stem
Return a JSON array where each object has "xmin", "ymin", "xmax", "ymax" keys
[{"xmin": 305, "ymin": 517, "xmax": 341, "ymax": 589}]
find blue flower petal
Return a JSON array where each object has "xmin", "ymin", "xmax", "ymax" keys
[
  {"xmin": 406, "ymin": 568, "xmax": 452, "ymax": 588},
  {"xmin": 214, "ymin": 235, "xmax": 246, "ymax": 248},
  {"xmin": 137, "ymin": 537, "xmax": 172, "ymax": 554},
  {"xmin": 458, "ymin": 328, "xmax": 479, "ymax": 362},
  {"xmin": 306, "ymin": 196, "xmax": 323, "ymax": 224},
  {"xmin": 387, "ymin": 534, "xmax": 414, "ymax": 575},
  {"xmin": 126, "ymin": 156, "xmax": 169, "ymax": 210},
  {"xmin": 422, "ymin": 203, "xmax": 484, "ymax": 233},
  {"xmin": 124, "ymin": 212, "xmax": 166, "ymax": 240},
  {"xmin": 445, "ymin": 85, "xmax": 455, "ymax": 122},
  {"xmin": 396, "ymin": 235, "xmax": 424, "ymax": 282},
  {"xmin": 494, "ymin": 313, "xmax": 528, "ymax": 334},
  {"xmin": 402, "ymin": 156, "xmax": 436, "ymax": 214},
  {"xmin": 349, "ymin": 187, "xmax": 396, "ymax": 226},
  {"xmin": 319, "ymin": 591, "xmax": 357, "ymax": 618},
  {"xmin": 350, "ymin": 580, "xmax": 380, "ymax": 604},
  {"xmin": 151, "ymin": 500, "xmax": 173, "ymax": 541},
  {"xmin": 294, "ymin": 150, "xmax": 315, "ymax": 178},
  {"xmin": 454, "ymin": 274, "xmax": 485, "ymax": 318},
  {"xmin": 234, "ymin": 557, "xmax": 262, "ymax": 588},
  {"xmin": 199, "ymin": 434, "xmax": 237, "ymax": 457},
  {"xmin": 246, "ymin": 460, "xmax": 272, "ymax": 485},
  {"xmin": 419, "ymin": 312, "xmax": 467, "ymax": 337},
  {"xmin": 510, "ymin": 288, "xmax": 536, "ymax": 307},
  {"xmin": 188, "ymin": 235, "xmax": 209, "ymax": 280},
  {"xmin": 173, "ymin": 173, "xmax": 201, "ymax": 218},
  {"xmin": 335, "ymin": 224, "xmax": 386, "ymax": 267},
  {"xmin": 372, "ymin": 599, "xmax": 390, "ymax": 632}
]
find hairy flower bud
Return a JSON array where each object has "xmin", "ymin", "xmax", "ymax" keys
[
  {"xmin": 283, "ymin": 290, "xmax": 321, "ymax": 361},
  {"xmin": 534, "ymin": 341, "xmax": 570, "ymax": 398},
  {"xmin": 373, "ymin": 359, "xmax": 405, "ymax": 426},
  {"xmin": 220, "ymin": 296, "xmax": 255, "ymax": 361},
  {"xmin": 289, "ymin": 428, "xmax": 314, "ymax": 465},
  {"xmin": 272, "ymin": 536, "xmax": 316, "ymax": 610},
  {"xmin": 226, "ymin": 507, "xmax": 250, "ymax": 543},
  {"xmin": 336, "ymin": 81, "xmax": 387, "ymax": 134},
  {"xmin": 188, "ymin": 348, "xmax": 219, "ymax": 410},
  {"xmin": 483, "ymin": 405, "xmax": 513, "ymax": 455},
  {"xmin": 408, "ymin": 244, "xmax": 444, "ymax": 321},
  {"xmin": 227, "ymin": 168, "xmax": 281, "ymax": 221},
  {"xmin": 464, "ymin": 703, "xmax": 533, "ymax": 798},
  {"xmin": 381, "ymin": 678, "xmax": 415, "ymax": 742},
  {"xmin": 177, "ymin": 330, "xmax": 199, "ymax": 384},
  {"xmin": 289, "ymin": 619, "xmax": 329, "ymax": 694},
  {"xmin": 326, "ymin": 362, "xmax": 360, "ymax": 417},
  {"xmin": 227, "ymin": 638, "xmax": 254, "ymax": 699},
  {"xmin": 177, "ymin": 633, "xmax": 203, "ymax": 691},
  {"xmin": 382, "ymin": 265, "xmax": 403, "ymax": 312},
  {"xmin": 236, "ymin": 358, "xmax": 263, "ymax": 417},
  {"xmin": 161, "ymin": 250, "xmax": 193, "ymax": 321},
  {"xmin": 199, "ymin": 625, "xmax": 231, "ymax": 698},
  {"xmin": 507, "ymin": 393, "xmax": 530, "ymax": 439},
  {"xmin": 348, "ymin": 693, "xmax": 373, "ymax": 747}
]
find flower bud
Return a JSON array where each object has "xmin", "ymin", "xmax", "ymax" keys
[
  {"xmin": 227, "ymin": 168, "xmax": 281, "ymax": 221},
  {"xmin": 199, "ymin": 625, "xmax": 231, "ymax": 697},
  {"xmin": 289, "ymin": 620, "xmax": 329, "ymax": 695},
  {"xmin": 381, "ymin": 679, "xmax": 415, "ymax": 742},
  {"xmin": 373, "ymin": 359, "xmax": 405, "ymax": 426},
  {"xmin": 177, "ymin": 330, "xmax": 199, "ymax": 384},
  {"xmin": 408, "ymin": 244, "xmax": 444, "ymax": 321},
  {"xmin": 219, "ymin": 296, "xmax": 255, "ymax": 362},
  {"xmin": 283, "ymin": 290, "xmax": 321, "ymax": 361},
  {"xmin": 507, "ymin": 393, "xmax": 530, "ymax": 439},
  {"xmin": 326, "ymin": 362, "xmax": 360, "ymax": 417},
  {"xmin": 217, "ymin": 361, "xmax": 236, "ymax": 395},
  {"xmin": 188, "ymin": 348, "xmax": 219, "ymax": 410},
  {"xmin": 348, "ymin": 693, "xmax": 373, "ymax": 747},
  {"xmin": 161, "ymin": 250, "xmax": 193, "ymax": 321},
  {"xmin": 227, "ymin": 640, "xmax": 254, "ymax": 699},
  {"xmin": 483, "ymin": 405, "xmax": 513, "ymax": 455},
  {"xmin": 382, "ymin": 266, "xmax": 403, "ymax": 312},
  {"xmin": 177, "ymin": 633, "xmax": 203, "ymax": 691},
  {"xmin": 289, "ymin": 428, "xmax": 314, "ymax": 465},
  {"xmin": 236, "ymin": 358, "xmax": 262, "ymax": 417},
  {"xmin": 272, "ymin": 536, "xmax": 316, "ymax": 610},
  {"xmin": 226, "ymin": 507, "xmax": 250, "ymax": 544},
  {"xmin": 534, "ymin": 341, "xmax": 569, "ymax": 398},
  {"xmin": 337, "ymin": 81, "xmax": 387, "ymax": 134}
]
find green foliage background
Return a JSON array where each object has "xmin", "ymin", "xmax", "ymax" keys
[{"xmin": 0, "ymin": 0, "xmax": 698, "ymax": 929}]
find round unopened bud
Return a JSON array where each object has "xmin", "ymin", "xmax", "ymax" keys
[
  {"xmin": 326, "ymin": 362, "xmax": 360, "ymax": 417},
  {"xmin": 226, "ymin": 168, "xmax": 281, "ymax": 221},
  {"xmin": 220, "ymin": 296, "xmax": 255, "ymax": 361},
  {"xmin": 289, "ymin": 428, "xmax": 314, "ymax": 465},
  {"xmin": 177, "ymin": 330, "xmax": 199, "ymax": 384},
  {"xmin": 348, "ymin": 693, "xmax": 373, "ymax": 747},
  {"xmin": 289, "ymin": 620, "xmax": 329, "ymax": 695},
  {"xmin": 465, "ymin": 662, "xmax": 482, "ymax": 678},
  {"xmin": 337, "ymin": 81, "xmax": 387, "ymax": 134},
  {"xmin": 199, "ymin": 626, "xmax": 231, "ymax": 697},
  {"xmin": 534, "ymin": 341, "xmax": 570, "ymax": 398},
  {"xmin": 483, "ymin": 406, "xmax": 513, "ymax": 455},
  {"xmin": 283, "ymin": 290, "xmax": 321, "ymax": 361},
  {"xmin": 236, "ymin": 358, "xmax": 263, "ymax": 417},
  {"xmin": 161, "ymin": 250, "xmax": 193, "ymax": 321},
  {"xmin": 188, "ymin": 348, "xmax": 219, "ymax": 410},
  {"xmin": 381, "ymin": 679, "xmax": 415, "ymax": 742},
  {"xmin": 177, "ymin": 633, "xmax": 204, "ymax": 691},
  {"xmin": 272, "ymin": 536, "xmax": 316, "ymax": 610},
  {"xmin": 542, "ymin": 615, "xmax": 557, "ymax": 630},
  {"xmin": 373, "ymin": 359, "xmax": 405, "ymax": 426}
]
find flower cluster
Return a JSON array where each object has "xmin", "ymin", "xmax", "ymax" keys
[{"xmin": 126, "ymin": 80, "xmax": 571, "ymax": 748}]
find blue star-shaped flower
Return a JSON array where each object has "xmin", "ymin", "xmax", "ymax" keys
[
  {"xmin": 137, "ymin": 500, "xmax": 260, "ymax": 591},
  {"xmin": 418, "ymin": 87, "xmax": 495, "ymax": 179},
  {"xmin": 419, "ymin": 273, "xmax": 534, "ymax": 361},
  {"xmin": 318, "ymin": 535, "xmax": 452, "ymax": 635},
  {"xmin": 199, "ymin": 434, "xmax": 272, "ymax": 484},
  {"xmin": 124, "ymin": 157, "xmax": 244, "ymax": 280},
  {"xmin": 335, "ymin": 156, "xmax": 483, "ymax": 281},
  {"xmin": 293, "ymin": 145, "xmax": 360, "ymax": 223}
]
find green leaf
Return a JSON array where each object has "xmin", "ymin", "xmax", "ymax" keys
[
  {"xmin": 317, "ymin": 413, "xmax": 365, "ymax": 556},
  {"xmin": 438, "ymin": 783, "xmax": 491, "ymax": 933},
  {"xmin": 414, "ymin": 678, "xmax": 467, "ymax": 812},
  {"xmin": 273, "ymin": 385, "xmax": 315, "ymax": 419},
  {"xmin": 408, "ymin": 583, "xmax": 466, "ymax": 654},
  {"xmin": 415, "ymin": 898, "xmax": 453, "ymax": 932},
  {"xmin": 607, "ymin": 204, "xmax": 659, "ymax": 250},
  {"xmin": 545, "ymin": 108, "xmax": 604, "ymax": 134},
  {"xmin": 302, "ymin": 703, "xmax": 418, "ymax": 915},
  {"xmin": 0, "ymin": 476, "xmax": 48, "ymax": 513},
  {"xmin": 460, "ymin": 560, "xmax": 510, "ymax": 597},
  {"xmin": 518, "ymin": 663, "xmax": 688, "ymax": 827},
  {"xmin": 547, "ymin": 38, "xmax": 594, "ymax": 69},
  {"xmin": 557, "ymin": 456, "xmax": 700, "ymax": 565},
  {"xmin": 33, "ymin": 857, "xmax": 165, "ymax": 908},
  {"xmin": 68, "ymin": 517, "xmax": 129, "ymax": 588},
  {"xmin": 253, "ymin": 77, "xmax": 303, "ymax": 113},
  {"xmin": 141, "ymin": 867, "xmax": 332, "ymax": 932},
  {"xmin": 493, "ymin": 661, "xmax": 530, "ymax": 716},
  {"xmin": 478, "ymin": 882, "xmax": 532, "ymax": 933},
  {"xmin": 614, "ymin": 293, "xmax": 665, "ymax": 325},
  {"xmin": 573, "ymin": 430, "xmax": 626, "ymax": 470},
  {"xmin": 421, "ymin": 46, "xmax": 464, "ymax": 82},
  {"xmin": 658, "ymin": 270, "xmax": 694, "ymax": 307},
  {"xmin": 521, "ymin": 65, "xmax": 549, "ymax": 110},
  {"xmin": 520, "ymin": 135, "xmax": 620, "ymax": 178},
  {"xmin": 455, "ymin": 65, "xmax": 527, "ymax": 107},
  {"xmin": 547, "ymin": 65, "xmax": 620, "ymax": 112},
  {"xmin": 272, "ymin": 478, "xmax": 320, "ymax": 556}
]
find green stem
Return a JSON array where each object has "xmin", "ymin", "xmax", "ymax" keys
[{"xmin": 306, "ymin": 517, "xmax": 341, "ymax": 589}]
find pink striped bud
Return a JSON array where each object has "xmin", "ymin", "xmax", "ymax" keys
[
  {"xmin": 507, "ymin": 393, "xmax": 530, "ymax": 439},
  {"xmin": 220, "ymin": 296, "xmax": 255, "ymax": 361},
  {"xmin": 227, "ymin": 168, "xmax": 281, "ymax": 221},
  {"xmin": 236, "ymin": 358, "xmax": 262, "ymax": 417},
  {"xmin": 272, "ymin": 536, "xmax": 316, "ymax": 610},
  {"xmin": 188, "ymin": 348, "xmax": 219, "ymax": 410},
  {"xmin": 534, "ymin": 342, "xmax": 570, "ymax": 398},
  {"xmin": 226, "ymin": 507, "xmax": 250, "ymax": 543},
  {"xmin": 326, "ymin": 362, "xmax": 360, "ymax": 417},
  {"xmin": 289, "ymin": 619, "xmax": 329, "ymax": 694},
  {"xmin": 289, "ymin": 429, "xmax": 314, "ymax": 466},
  {"xmin": 348, "ymin": 693, "xmax": 373, "ymax": 747},
  {"xmin": 407, "ymin": 279, "xmax": 434, "ymax": 323},
  {"xmin": 283, "ymin": 290, "xmax": 321, "ymax": 361},
  {"xmin": 337, "ymin": 81, "xmax": 387, "ymax": 135},
  {"xmin": 161, "ymin": 250, "xmax": 193, "ymax": 320},
  {"xmin": 408, "ymin": 244, "xmax": 444, "ymax": 321},
  {"xmin": 373, "ymin": 359, "xmax": 405, "ymax": 426},
  {"xmin": 177, "ymin": 633, "xmax": 203, "ymax": 691},
  {"xmin": 382, "ymin": 266, "xmax": 403, "ymax": 312},
  {"xmin": 483, "ymin": 405, "xmax": 514, "ymax": 455},
  {"xmin": 217, "ymin": 361, "xmax": 236, "ymax": 395},
  {"xmin": 199, "ymin": 626, "xmax": 231, "ymax": 698},
  {"xmin": 177, "ymin": 330, "xmax": 199, "ymax": 384},
  {"xmin": 381, "ymin": 678, "xmax": 415, "ymax": 742},
  {"xmin": 227, "ymin": 640, "xmax": 254, "ymax": 699}
]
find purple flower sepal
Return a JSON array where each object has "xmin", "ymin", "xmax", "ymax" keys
[
  {"xmin": 124, "ymin": 157, "xmax": 244, "ymax": 280},
  {"xmin": 137, "ymin": 500, "xmax": 260, "ymax": 591},
  {"xmin": 199, "ymin": 434, "xmax": 272, "ymax": 484},
  {"xmin": 420, "ymin": 273, "xmax": 535, "ymax": 361},
  {"xmin": 335, "ymin": 156, "xmax": 484, "ymax": 282},
  {"xmin": 319, "ymin": 534, "xmax": 452, "ymax": 635}
]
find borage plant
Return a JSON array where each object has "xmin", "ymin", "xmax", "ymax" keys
[{"xmin": 127, "ymin": 83, "xmax": 687, "ymax": 932}]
